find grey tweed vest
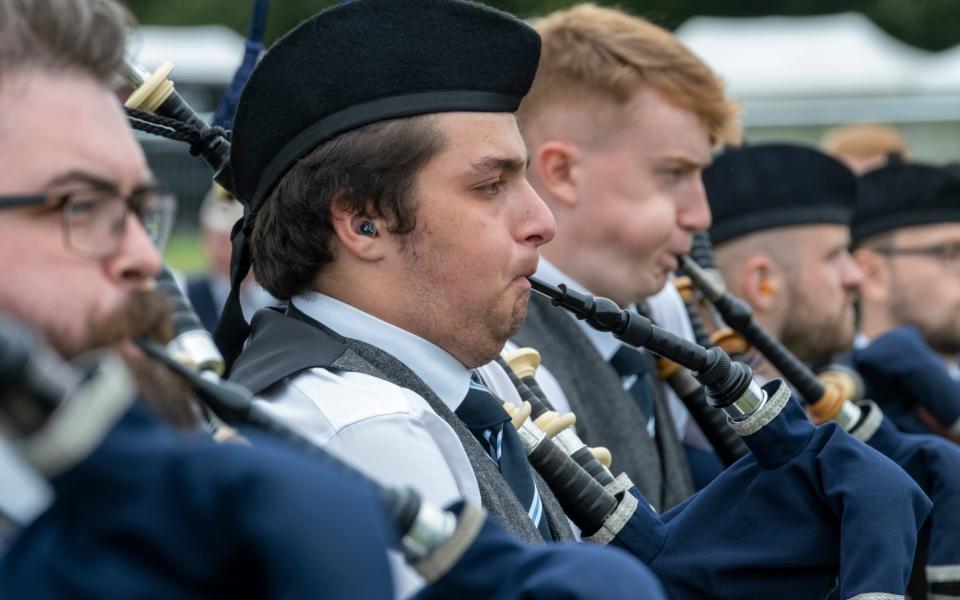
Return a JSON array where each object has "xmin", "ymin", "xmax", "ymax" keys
[
  {"xmin": 230, "ymin": 307, "xmax": 575, "ymax": 543},
  {"xmin": 514, "ymin": 294, "xmax": 694, "ymax": 512}
]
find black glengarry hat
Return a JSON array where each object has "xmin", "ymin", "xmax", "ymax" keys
[
  {"xmin": 231, "ymin": 0, "xmax": 541, "ymax": 211},
  {"xmin": 216, "ymin": 0, "xmax": 541, "ymax": 370},
  {"xmin": 704, "ymin": 143, "xmax": 856, "ymax": 246},
  {"xmin": 850, "ymin": 163, "xmax": 960, "ymax": 247}
]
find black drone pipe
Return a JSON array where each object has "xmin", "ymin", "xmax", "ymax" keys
[
  {"xmin": 120, "ymin": 59, "xmax": 233, "ymax": 192},
  {"xmin": 526, "ymin": 276, "xmax": 758, "ymax": 418},
  {"xmin": 679, "ymin": 254, "xmax": 847, "ymax": 425}
]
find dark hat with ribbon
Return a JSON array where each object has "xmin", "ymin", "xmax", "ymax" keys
[
  {"xmin": 703, "ymin": 143, "xmax": 857, "ymax": 246},
  {"xmin": 214, "ymin": 0, "xmax": 541, "ymax": 370},
  {"xmin": 850, "ymin": 163, "xmax": 960, "ymax": 247}
]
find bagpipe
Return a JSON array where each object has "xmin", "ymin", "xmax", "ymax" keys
[
  {"xmin": 680, "ymin": 231, "xmax": 960, "ymax": 599},
  {"xmin": 0, "ymin": 308, "xmax": 678, "ymax": 600},
  {"xmin": 526, "ymin": 278, "xmax": 767, "ymax": 421},
  {"xmin": 0, "ymin": 311, "xmax": 476, "ymax": 571},
  {"xmin": 118, "ymin": 55, "xmax": 929, "ymax": 599},
  {"xmin": 679, "ymin": 231, "xmax": 867, "ymax": 433}
]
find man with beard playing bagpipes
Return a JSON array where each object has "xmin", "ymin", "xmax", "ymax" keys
[{"xmin": 696, "ymin": 142, "xmax": 960, "ymax": 599}]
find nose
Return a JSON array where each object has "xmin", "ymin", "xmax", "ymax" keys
[
  {"xmin": 105, "ymin": 214, "xmax": 163, "ymax": 288},
  {"xmin": 677, "ymin": 176, "xmax": 712, "ymax": 232},
  {"xmin": 841, "ymin": 251, "xmax": 864, "ymax": 290},
  {"xmin": 517, "ymin": 180, "xmax": 557, "ymax": 248}
]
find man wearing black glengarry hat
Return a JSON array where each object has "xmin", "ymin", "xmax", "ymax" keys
[
  {"xmin": 222, "ymin": 0, "xmax": 580, "ymax": 583},
  {"xmin": 706, "ymin": 143, "xmax": 960, "ymax": 600},
  {"xmin": 851, "ymin": 163, "xmax": 960, "ymax": 446}
]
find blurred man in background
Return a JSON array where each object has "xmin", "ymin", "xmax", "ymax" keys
[
  {"xmin": 820, "ymin": 122, "xmax": 910, "ymax": 175},
  {"xmin": 851, "ymin": 162, "xmax": 960, "ymax": 442},
  {"xmin": 187, "ymin": 184, "xmax": 274, "ymax": 332}
]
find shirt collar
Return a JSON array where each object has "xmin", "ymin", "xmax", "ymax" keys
[
  {"xmin": 290, "ymin": 291, "xmax": 471, "ymax": 411},
  {"xmin": 534, "ymin": 258, "xmax": 624, "ymax": 362},
  {"xmin": 853, "ymin": 332, "xmax": 871, "ymax": 350}
]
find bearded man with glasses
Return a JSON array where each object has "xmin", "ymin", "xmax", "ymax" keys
[
  {"xmin": 851, "ymin": 162, "xmax": 960, "ymax": 442},
  {"xmin": 0, "ymin": 47, "xmax": 192, "ymax": 425},
  {"xmin": 0, "ymin": 182, "xmax": 175, "ymax": 259}
]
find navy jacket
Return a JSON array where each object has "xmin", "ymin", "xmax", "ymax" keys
[
  {"xmin": 0, "ymin": 403, "xmax": 669, "ymax": 599},
  {"xmin": 0, "ymin": 404, "xmax": 395, "ymax": 599},
  {"xmin": 854, "ymin": 326, "xmax": 960, "ymax": 436},
  {"xmin": 854, "ymin": 402, "xmax": 960, "ymax": 595},
  {"xmin": 606, "ymin": 380, "xmax": 930, "ymax": 600},
  {"xmin": 186, "ymin": 275, "xmax": 221, "ymax": 334}
]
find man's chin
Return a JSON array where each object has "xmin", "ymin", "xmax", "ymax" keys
[
  {"xmin": 627, "ymin": 278, "xmax": 665, "ymax": 307},
  {"xmin": 508, "ymin": 295, "xmax": 529, "ymax": 335}
]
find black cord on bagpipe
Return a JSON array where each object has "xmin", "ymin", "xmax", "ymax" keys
[{"xmin": 126, "ymin": 107, "xmax": 231, "ymax": 158}]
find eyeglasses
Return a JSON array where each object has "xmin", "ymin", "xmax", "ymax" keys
[
  {"xmin": 873, "ymin": 243, "xmax": 960, "ymax": 271},
  {"xmin": 0, "ymin": 187, "xmax": 177, "ymax": 258}
]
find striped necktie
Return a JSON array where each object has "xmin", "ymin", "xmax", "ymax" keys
[
  {"xmin": 609, "ymin": 344, "xmax": 657, "ymax": 436},
  {"xmin": 455, "ymin": 373, "xmax": 553, "ymax": 541}
]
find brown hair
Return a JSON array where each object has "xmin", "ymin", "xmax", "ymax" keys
[
  {"xmin": 517, "ymin": 4, "xmax": 740, "ymax": 146},
  {"xmin": 251, "ymin": 114, "xmax": 446, "ymax": 300},
  {"xmin": 0, "ymin": 0, "xmax": 132, "ymax": 88}
]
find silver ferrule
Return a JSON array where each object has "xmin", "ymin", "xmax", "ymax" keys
[
  {"xmin": 120, "ymin": 56, "xmax": 150, "ymax": 88},
  {"xmin": 723, "ymin": 379, "xmax": 768, "ymax": 422},
  {"xmin": 401, "ymin": 501, "xmax": 458, "ymax": 561},
  {"xmin": 833, "ymin": 400, "xmax": 863, "ymax": 432},
  {"xmin": 552, "ymin": 427, "xmax": 587, "ymax": 456},
  {"xmin": 167, "ymin": 330, "xmax": 225, "ymax": 376},
  {"xmin": 515, "ymin": 418, "xmax": 547, "ymax": 455}
]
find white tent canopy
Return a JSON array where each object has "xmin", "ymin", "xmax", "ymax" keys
[
  {"xmin": 676, "ymin": 13, "xmax": 960, "ymax": 126},
  {"xmin": 126, "ymin": 25, "xmax": 245, "ymax": 85}
]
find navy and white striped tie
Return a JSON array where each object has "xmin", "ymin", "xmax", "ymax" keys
[
  {"xmin": 455, "ymin": 373, "xmax": 552, "ymax": 541},
  {"xmin": 609, "ymin": 344, "xmax": 657, "ymax": 436}
]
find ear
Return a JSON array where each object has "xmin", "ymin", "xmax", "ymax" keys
[
  {"xmin": 740, "ymin": 254, "xmax": 782, "ymax": 315},
  {"xmin": 852, "ymin": 248, "xmax": 888, "ymax": 302},
  {"xmin": 534, "ymin": 139, "xmax": 580, "ymax": 208},
  {"xmin": 328, "ymin": 196, "xmax": 387, "ymax": 262}
]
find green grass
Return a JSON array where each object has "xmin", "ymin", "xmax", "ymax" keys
[{"xmin": 164, "ymin": 231, "xmax": 207, "ymax": 274}]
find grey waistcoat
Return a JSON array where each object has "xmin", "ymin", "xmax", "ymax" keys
[
  {"xmin": 230, "ymin": 307, "xmax": 574, "ymax": 543},
  {"xmin": 514, "ymin": 294, "xmax": 694, "ymax": 512}
]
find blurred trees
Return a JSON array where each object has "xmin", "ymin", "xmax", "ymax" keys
[{"xmin": 124, "ymin": 0, "xmax": 960, "ymax": 52}]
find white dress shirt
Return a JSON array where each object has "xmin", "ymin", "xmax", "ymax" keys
[{"xmin": 252, "ymin": 291, "xmax": 523, "ymax": 597}]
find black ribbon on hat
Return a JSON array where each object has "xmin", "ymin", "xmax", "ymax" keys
[{"xmin": 214, "ymin": 217, "xmax": 254, "ymax": 370}]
